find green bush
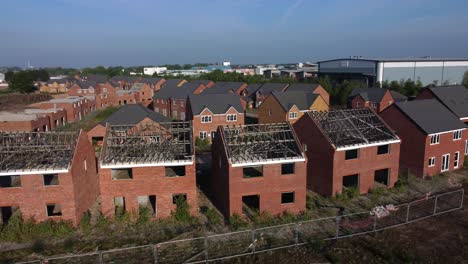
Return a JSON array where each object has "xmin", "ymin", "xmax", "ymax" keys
[
  {"xmin": 195, "ymin": 137, "xmax": 210, "ymax": 147},
  {"xmin": 335, "ymin": 187, "xmax": 360, "ymax": 201},
  {"xmin": 229, "ymin": 214, "xmax": 248, "ymax": 231},
  {"xmin": 172, "ymin": 197, "xmax": 194, "ymax": 223},
  {"xmin": 205, "ymin": 208, "xmax": 222, "ymax": 225}
]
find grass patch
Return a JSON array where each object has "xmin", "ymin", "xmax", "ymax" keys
[
  {"xmin": 56, "ymin": 106, "xmax": 119, "ymax": 132},
  {"xmin": 229, "ymin": 214, "xmax": 249, "ymax": 231}
]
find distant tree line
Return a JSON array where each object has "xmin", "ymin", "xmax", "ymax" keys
[{"xmin": 5, "ymin": 70, "xmax": 49, "ymax": 93}]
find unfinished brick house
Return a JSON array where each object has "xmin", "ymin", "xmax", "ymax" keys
[
  {"xmin": 380, "ymin": 99, "xmax": 467, "ymax": 178},
  {"xmin": 88, "ymin": 104, "xmax": 170, "ymax": 143},
  {"xmin": 258, "ymin": 91, "xmax": 329, "ymax": 125},
  {"xmin": 99, "ymin": 121, "xmax": 198, "ymax": 218},
  {"xmin": 109, "ymin": 76, "xmax": 140, "ymax": 90},
  {"xmin": 211, "ymin": 123, "xmax": 307, "ymax": 217},
  {"xmin": 138, "ymin": 77, "xmax": 166, "ymax": 91},
  {"xmin": 68, "ymin": 81, "xmax": 98, "ymax": 97},
  {"xmin": 294, "ymin": 109, "xmax": 401, "ymax": 196},
  {"xmin": 416, "ymin": 85, "xmax": 468, "ymax": 124},
  {"xmin": 348, "ymin": 88, "xmax": 407, "ymax": 112},
  {"xmin": 39, "ymin": 96, "xmax": 93, "ymax": 122},
  {"xmin": 0, "ymin": 111, "xmax": 51, "ymax": 132},
  {"xmin": 153, "ymin": 81, "xmax": 207, "ymax": 120},
  {"xmin": 23, "ymin": 108, "xmax": 67, "ymax": 130},
  {"xmin": 187, "ymin": 93, "xmax": 244, "ymax": 143},
  {"xmin": 0, "ymin": 130, "xmax": 99, "ymax": 225},
  {"xmin": 39, "ymin": 79, "xmax": 74, "ymax": 94},
  {"xmin": 284, "ymin": 83, "xmax": 330, "ymax": 106}
]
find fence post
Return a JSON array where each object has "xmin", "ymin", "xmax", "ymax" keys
[
  {"xmin": 295, "ymin": 223, "xmax": 300, "ymax": 245},
  {"xmin": 373, "ymin": 214, "xmax": 377, "ymax": 232},
  {"xmin": 433, "ymin": 196, "xmax": 438, "ymax": 215},
  {"xmin": 99, "ymin": 251, "xmax": 103, "ymax": 264},
  {"xmin": 335, "ymin": 216, "xmax": 341, "ymax": 239},
  {"xmin": 251, "ymin": 229, "xmax": 256, "ymax": 253},
  {"xmin": 153, "ymin": 244, "xmax": 158, "ymax": 264},
  {"xmin": 460, "ymin": 189, "xmax": 465, "ymax": 209},
  {"xmin": 405, "ymin": 203, "xmax": 411, "ymax": 222},
  {"xmin": 204, "ymin": 234, "xmax": 209, "ymax": 262}
]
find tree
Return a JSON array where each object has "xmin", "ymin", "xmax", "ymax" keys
[
  {"xmin": 463, "ymin": 71, "xmax": 468, "ymax": 88},
  {"xmin": 5, "ymin": 71, "xmax": 14, "ymax": 82},
  {"xmin": 9, "ymin": 71, "xmax": 35, "ymax": 93}
]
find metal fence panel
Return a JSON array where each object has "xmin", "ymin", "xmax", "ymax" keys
[
  {"xmin": 338, "ymin": 212, "xmax": 374, "ymax": 237},
  {"xmin": 101, "ymin": 246, "xmax": 153, "ymax": 264},
  {"xmin": 436, "ymin": 190, "xmax": 463, "ymax": 213},
  {"xmin": 157, "ymin": 237, "xmax": 205, "ymax": 264},
  {"xmin": 297, "ymin": 217, "xmax": 336, "ymax": 242},
  {"xmin": 47, "ymin": 253, "xmax": 100, "ymax": 264},
  {"xmin": 255, "ymin": 224, "xmax": 296, "ymax": 251},
  {"xmin": 375, "ymin": 204, "xmax": 408, "ymax": 230},
  {"xmin": 408, "ymin": 197, "xmax": 436, "ymax": 221},
  {"xmin": 206, "ymin": 230, "xmax": 252, "ymax": 259}
]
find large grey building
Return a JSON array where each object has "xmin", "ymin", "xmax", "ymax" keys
[{"xmin": 317, "ymin": 57, "xmax": 468, "ymax": 87}]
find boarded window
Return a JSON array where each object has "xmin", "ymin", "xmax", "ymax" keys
[
  {"xmin": 377, "ymin": 145, "xmax": 390, "ymax": 155},
  {"xmin": 243, "ymin": 166, "xmax": 263, "ymax": 178},
  {"xmin": 374, "ymin": 169, "xmax": 390, "ymax": 186},
  {"xmin": 281, "ymin": 192, "xmax": 295, "ymax": 204},
  {"xmin": 138, "ymin": 195, "xmax": 156, "ymax": 216},
  {"xmin": 281, "ymin": 163, "xmax": 295, "ymax": 175},
  {"xmin": 43, "ymin": 174, "xmax": 59, "ymax": 186},
  {"xmin": 172, "ymin": 193, "xmax": 187, "ymax": 204},
  {"xmin": 345, "ymin": 149, "xmax": 359, "ymax": 160},
  {"xmin": 0, "ymin": 175, "xmax": 21, "ymax": 188},
  {"xmin": 343, "ymin": 174, "xmax": 359, "ymax": 188},
  {"xmin": 46, "ymin": 204, "xmax": 62, "ymax": 216},
  {"xmin": 111, "ymin": 169, "xmax": 133, "ymax": 180},
  {"xmin": 165, "ymin": 166, "xmax": 186, "ymax": 177}
]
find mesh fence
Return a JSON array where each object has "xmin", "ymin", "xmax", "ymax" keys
[{"xmin": 16, "ymin": 189, "xmax": 464, "ymax": 264}]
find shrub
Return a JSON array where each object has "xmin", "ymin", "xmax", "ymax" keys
[
  {"xmin": 31, "ymin": 239, "xmax": 45, "ymax": 253},
  {"xmin": 172, "ymin": 197, "xmax": 193, "ymax": 223},
  {"xmin": 205, "ymin": 208, "xmax": 222, "ymax": 225},
  {"xmin": 229, "ymin": 214, "xmax": 248, "ymax": 231},
  {"xmin": 137, "ymin": 206, "xmax": 152, "ymax": 224},
  {"xmin": 336, "ymin": 187, "xmax": 360, "ymax": 201}
]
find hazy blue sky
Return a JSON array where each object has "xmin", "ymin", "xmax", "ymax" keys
[{"xmin": 1, "ymin": 0, "xmax": 468, "ymax": 67}]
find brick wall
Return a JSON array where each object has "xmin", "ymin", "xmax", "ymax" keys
[
  {"xmin": 0, "ymin": 115, "xmax": 50, "ymax": 132},
  {"xmin": 258, "ymin": 95, "xmax": 286, "ymax": 124},
  {"xmin": 192, "ymin": 108, "xmax": 244, "ymax": 142}
]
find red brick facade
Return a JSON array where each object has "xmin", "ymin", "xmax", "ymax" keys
[
  {"xmin": 98, "ymin": 164, "xmax": 198, "ymax": 219},
  {"xmin": 351, "ymin": 90, "xmax": 395, "ymax": 112},
  {"xmin": 211, "ymin": 131, "xmax": 307, "ymax": 217},
  {"xmin": 380, "ymin": 105, "xmax": 467, "ymax": 178},
  {"xmin": 293, "ymin": 114, "xmax": 400, "ymax": 196},
  {"xmin": 190, "ymin": 107, "xmax": 245, "ymax": 143},
  {"xmin": 0, "ymin": 131, "xmax": 99, "ymax": 226}
]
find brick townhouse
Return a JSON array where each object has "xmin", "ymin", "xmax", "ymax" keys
[
  {"xmin": 39, "ymin": 78, "xmax": 74, "ymax": 94},
  {"xmin": 98, "ymin": 121, "xmax": 198, "ymax": 218},
  {"xmin": 348, "ymin": 88, "xmax": 407, "ymax": 112},
  {"xmin": 284, "ymin": 83, "xmax": 330, "ymax": 106},
  {"xmin": 88, "ymin": 104, "xmax": 170, "ymax": 143},
  {"xmin": 109, "ymin": 76, "xmax": 141, "ymax": 90},
  {"xmin": 380, "ymin": 99, "xmax": 467, "ymax": 178},
  {"xmin": 95, "ymin": 83, "xmax": 118, "ymax": 109},
  {"xmin": 253, "ymin": 83, "xmax": 289, "ymax": 107},
  {"xmin": 211, "ymin": 123, "xmax": 307, "ymax": 217},
  {"xmin": 39, "ymin": 96, "xmax": 94, "ymax": 122},
  {"xmin": 153, "ymin": 81, "xmax": 206, "ymax": 120},
  {"xmin": 187, "ymin": 93, "xmax": 245, "ymax": 142},
  {"xmin": 258, "ymin": 91, "xmax": 329, "ymax": 125},
  {"xmin": 416, "ymin": 85, "xmax": 468, "ymax": 124},
  {"xmin": 68, "ymin": 81, "xmax": 98, "ymax": 97},
  {"xmin": 160, "ymin": 79, "xmax": 187, "ymax": 89},
  {"xmin": 138, "ymin": 77, "xmax": 166, "ymax": 92},
  {"xmin": 0, "ymin": 130, "xmax": 99, "ymax": 225},
  {"xmin": 294, "ymin": 109, "xmax": 401, "ymax": 196}
]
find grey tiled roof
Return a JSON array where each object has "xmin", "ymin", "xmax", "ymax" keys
[
  {"xmin": 202, "ymin": 82, "xmax": 246, "ymax": 94},
  {"xmin": 155, "ymin": 82, "xmax": 201, "ymax": 100},
  {"xmin": 256, "ymin": 83, "xmax": 289, "ymax": 95},
  {"xmin": 394, "ymin": 99, "xmax": 467, "ymax": 134},
  {"xmin": 428, "ymin": 85, "xmax": 468, "ymax": 119},
  {"xmin": 100, "ymin": 104, "xmax": 170, "ymax": 126},
  {"xmin": 272, "ymin": 91, "xmax": 319, "ymax": 111},
  {"xmin": 285, "ymin": 83, "xmax": 320, "ymax": 92},
  {"xmin": 188, "ymin": 93, "xmax": 243, "ymax": 115}
]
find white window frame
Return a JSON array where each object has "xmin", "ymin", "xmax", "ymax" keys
[
  {"xmin": 430, "ymin": 134, "xmax": 440, "ymax": 145},
  {"xmin": 226, "ymin": 114, "xmax": 237, "ymax": 122},
  {"xmin": 289, "ymin": 112, "xmax": 298, "ymax": 119},
  {"xmin": 453, "ymin": 130, "xmax": 462, "ymax": 141},
  {"xmin": 428, "ymin": 157, "xmax": 435, "ymax": 167},
  {"xmin": 465, "ymin": 140, "xmax": 468, "ymax": 155},
  {"xmin": 454, "ymin": 151, "xmax": 460, "ymax": 169},
  {"xmin": 201, "ymin": 115, "xmax": 212, "ymax": 123},
  {"xmin": 268, "ymin": 109, "xmax": 272, "ymax": 116},
  {"xmin": 199, "ymin": 131, "xmax": 207, "ymax": 139},
  {"xmin": 441, "ymin": 153, "xmax": 450, "ymax": 172}
]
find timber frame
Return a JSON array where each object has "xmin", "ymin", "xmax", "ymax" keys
[
  {"xmin": 0, "ymin": 131, "xmax": 78, "ymax": 173},
  {"xmin": 220, "ymin": 123, "xmax": 305, "ymax": 165},
  {"xmin": 101, "ymin": 121, "xmax": 193, "ymax": 167},
  {"xmin": 307, "ymin": 108, "xmax": 399, "ymax": 149}
]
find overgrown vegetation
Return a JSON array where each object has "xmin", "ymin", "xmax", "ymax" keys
[
  {"xmin": 195, "ymin": 137, "xmax": 211, "ymax": 152},
  {"xmin": 56, "ymin": 106, "xmax": 119, "ymax": 132},
  {"xmin": 6, "ymin": 70, "xmax": 49, "ymax": 93}
]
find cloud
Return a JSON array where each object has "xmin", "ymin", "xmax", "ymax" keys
[{"xmin": 277, "ymin": 0, "xmax": 304, "ymax": 28}]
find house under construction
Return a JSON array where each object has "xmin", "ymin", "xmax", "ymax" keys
[
  {"xmin": 0, "ymin": 130, "xmax": 99, "ymax": 225},
  {"xmin": 211, "ymin": 123, "xmax": 307, "ymax": 217},
  {"xmin": 294, "ymin": 108, "xmax": 401, "ymax": 196},
  {"xmin": 98, "ymin": 121, "xmax": 198, "ymax": 218}
]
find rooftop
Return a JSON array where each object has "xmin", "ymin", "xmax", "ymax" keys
[
  {"xmin": 100, "ymin": 104, "xmax": 170, "ymax": 126},
  {"xmin": 220, "ymin": 123, "xmax": 305, "ymax": 166},
  {"xmin": 188, "ymin": 93, "xmax": 243, "ymax": 115},
  {"xmin": 202, "ymin": 82, "xmax": 246, "ymax": 94},
  {"xmin": 427, "ymin": 85, "xmax": 468, "ymax": 119},
  {"xmin": 272, "ymin": 91, "xmax": 320, "ymax": 111},
  {"xmin": 318, "ymin": 57, "xmax": 468, "ymax": 63},
  {"xmin": 308, "ymin": 108, "xmax": 400, "ymax": 150},
  {"xmin": 0, "ymin": 111, "xmax": 40, "ymax": 122},
  {"xmin": 101, "ymin": 121, "xmax": 194, "ymax": 168},
  {"xmin": 0, "ymin": 131, "xmax": 78, "ymax": 174}
]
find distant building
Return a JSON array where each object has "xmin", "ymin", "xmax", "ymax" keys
[
  {"xmin": 318, "ymin": 57, "xmax": 468, "ymax": 86},
  {"xmin": 143, "ymin": 67, "xmax": 167, "ymax": 76},
  {"xmin": 348, "ymin": 88, "xmax": 407, "ymax": 112},
  {"xmin": 0, "ymin": 73, "xmax": 5, "ymax": 82}
]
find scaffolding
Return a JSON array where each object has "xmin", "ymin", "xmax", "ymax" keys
[
  {"xmin": 308, "ymin": 108, "xmax": 398, "ymax": 149},
  {"xmin": 101, "ymin": 121, "xmax": 193, "ymax": 166},
  {"xmin": 221, "ymin": 123, "xmax": 304, "ymax": 165},
  {"xmin": 0, "ymin": 131, "xmax": 78, "ymax": 173}
]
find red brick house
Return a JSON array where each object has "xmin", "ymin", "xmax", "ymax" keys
[
  {"xmin": 253, "ymin": 83, "xmax": 289, "ymax": 107},
  {"xmin": 285, "ymin": 83, "xmax": 330, "ymax": 106},
  {"xmin": 416, "ymin": 85, "xmax": 468, "ymax": 124},
  {"xmin": 202, "ymin": 82, "xmax": 248, "ymax": 95},
  {"xmin": 138, "ymin": 78, "xmax": 166, "ymax": 92},
  {"xmin": 109, "ymin": 76, "xmax": 141, "ymax": 90},
  {"xmin": 380, "ymin": 99, "xmax": 467, "ymax": 178},
  {"xmin": 187, "ymin": 93, "xmax": 245, "ymax": 143},
  {"xmin": 68, "ymin": 81, "xmax": 98, "ymax": 97},
  {"xmin": 348, "ymin": 88, "xmax": 407, "ymax": 112},
  {"xmin": 211, "ymin": 123, "xmax": 307, "ymax": 217},
  {"xmin": 0, "ymin": 130, "xmax": 99, "ymax": 225},
  {"xmin": 98, "ymin": 121, "xmax": 198, "ymax": 219},
  {"xmin": 293, "ymin": 109, "xmax": 401, "ymax": 196},
  {"xmin": 88, "ymin": 104, "xmax": 170, "ymax": 143},
  {"xmin": 153, "ymin": 81, "xmax": 207, "ymax": 120}
]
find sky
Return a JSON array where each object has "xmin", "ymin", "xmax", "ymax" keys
[{"xmin": 1, "ymin": 0, "xmax": 468, "ymax": 68}]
